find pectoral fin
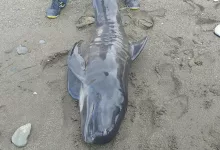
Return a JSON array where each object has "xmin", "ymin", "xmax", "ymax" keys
[
  {"xmin": 67, "ymin": 68, "xmax": 81, "ymax": 100},
  {"xmin": 130, "ymin": 36, "xmax": 148, "ymax": 61},
  {"xmin": 67, "ymin": 41, "xmax": 86, "ymax": 101}
]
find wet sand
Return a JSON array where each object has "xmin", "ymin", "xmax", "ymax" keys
[{"xmin": 1, "ymin": 0, "xmax": 220, "ymax": 149}]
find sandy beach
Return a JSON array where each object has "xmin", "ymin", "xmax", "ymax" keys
[{"xmin": 1, "ymin": 0, "xmax": 220, "ymax": 149}]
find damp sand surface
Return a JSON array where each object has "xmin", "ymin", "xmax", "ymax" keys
[{"xmin": 1, "ymin": 0, "xmax": 220, "ymax": 149}]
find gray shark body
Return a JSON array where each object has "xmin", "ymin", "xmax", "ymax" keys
[{"xmin": 67, "ymin": 0, "xmax": 147, "ymax": 144}]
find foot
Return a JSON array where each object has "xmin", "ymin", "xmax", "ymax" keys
[
  {"xmin": 46, "ymin": 0, "xmax": 67, "ymax": 19},
  {"xmin": 125, "ymin": 0, "xmax": 140, "ymax": 10}
]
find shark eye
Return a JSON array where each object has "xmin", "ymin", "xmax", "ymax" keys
[{"xmin": 104, "ymin": 72, "xmax": 109, "ymax": 76}]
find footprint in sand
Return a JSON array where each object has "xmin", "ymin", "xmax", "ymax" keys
[
  {"xmin": 155, "ymin": 63, "xmax": 182, "ymax": 99},
  {"xmin": 202, "ymin": 116, "xmax": 220, "ymax": 149},
  {"xmin": 149, "ymin": 131, "xmax": 168, "ymax": 150},
  {"xmin": 152, "ymin": 63, "xmax": 187, "ymax": 127},
  {"xmin": 214, "ymin": 3, "xmax": 220, "ymax": 9},
  {"xmin": 138, "ymin": 98, "xmax": 155, "ymax": 127},
  {"xmin": 61, "ymin": 94, "xmax": 87, "ymax": 149},
  {"xmin": 194, "ymin": 52, "xmax": 216, "ymax": 68},
  {"xmin": 182, "ymin": 0, "xmax": 205, "ymax": 16},
  {"xmin": 40, "ymin": 50, "xmax": 69, "ymax": 93},
  {"xmin": 164, "ymin": 95, "xmax": 189, "ymax": 120},
  {"xmin": 129, "ymin": 74, "xmax": 149, "ymax": 97}
]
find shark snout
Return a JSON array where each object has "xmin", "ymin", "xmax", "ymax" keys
[
  {"xmin": 82, "ymin": 104, "xmax": 123, "ymax": 144},
  {"xmin": 80, "ymin": 83, "xmax": 127, "ymax": 144},
  {"xmin": 83, "ymin": 122, "xmax": 118, "ymax": 144}
]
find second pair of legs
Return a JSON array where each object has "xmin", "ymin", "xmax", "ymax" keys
[{"xmin": 46, "ymin": 0, "xmax": 141, "ymax": 19}]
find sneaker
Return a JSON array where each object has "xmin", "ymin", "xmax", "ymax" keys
[
  {"xmin": 125, "ymin": 0, "xmax": 140, "ymax": 10},
  {"xmin": 46, "ymin": 0, "xmax": 67, "ymax": 19}
]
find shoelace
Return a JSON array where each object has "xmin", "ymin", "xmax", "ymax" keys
[
  {"xmin": 59, "ymin": 1, "xmax": 66, "ymax": 8},
  {"xmin": 51, "ymin": 0, "xmax": 66, "ymax": 9}
]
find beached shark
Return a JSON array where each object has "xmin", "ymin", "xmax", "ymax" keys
[{"xmin": 67, "ymin": 0, "xmax": 148, "ymax": 144}]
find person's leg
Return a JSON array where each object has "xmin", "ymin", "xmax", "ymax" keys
[
  {"xmin": 46, "ymin": 0, "xmax": 67, "ymax": 19},
  {"xmin": 124, "ymin": 0, "xmax": 140, "ymax": 10}
]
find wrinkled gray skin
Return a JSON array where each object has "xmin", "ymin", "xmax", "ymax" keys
[{"xmin": 67, "ymin": 0, "xmax": 147, "ymax": 144}]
